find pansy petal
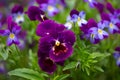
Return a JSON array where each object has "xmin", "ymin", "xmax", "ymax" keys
[
  {"xmin": 0, "ymin": 30, "xmax": 10, "ymax": 36},
  {"xmin": 7, "ymin": 38, "xmax": 13, "ymax": 46},
  {"xmin": 61, "ymin": 30, "xmax": 76, "ymax": 45},
  {"xmin": 38, "ymin": 57, "xmax": 57, "ymax": 74},
  {"xmin": 49, "ymin": 44, "xmax": 73, "ymax": 62}
]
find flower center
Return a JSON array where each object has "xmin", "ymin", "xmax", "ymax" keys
[
  {"xmin": 109, "ymin": 23, "xmax": 114, "ymax": 28},
  {"xmin": 9, "ymin": 33, "xmax": 15, "ymax": 39},
  {"xmin": 53, "ymin": 40, "xmax": 67, "ymax": 56},
  {"xmin": 77, "ymin": 17, "xmax": 81, "ymax": 21},
  {"xmin": 98, "ymin": 29, "xmax": 103, "ymax": 34},
  {"xmin": 48, "ymin": 6, "xmax": 54, "ymax": 11},
  {"xmin": 55, "ymin": 40, "xmax": 60, "ymax": 46},
  {"xmin": 17, "ymin": 15, "xmax": 22, "ymax": 19}
]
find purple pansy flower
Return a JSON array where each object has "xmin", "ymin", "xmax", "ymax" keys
[
  {"xmin": 101, "ymin": 13, "xmax": 119, "ymax": 34},
  {"xmin": 70, "ymin": 9, "xmax": 87, "ymax": 27},
  {"xmin": 88, "ymin": 21, "xmax": 108, "ymax": 42},
  {"xmin": 38, "ymin": 0, "xmax": 59, "ymax": 17},
  {"xmin": 26, "ymin": 6, "xmax": 48, "ymax": 21},
  {"xmin": 113, "ymin": 47, "xmax": 120, "ymax": 67},
  {"xmin": 80, "ymin": 18, "xmax": 109, "ymax": 44},
  {"xmin": 84, "ymin": 0, "xmax": 97, "ymax": 8},
  {"xmin": 11, "ymin": 5, "xmax": 24, "ymax": 24},
  {"xmin": 0, "ymin": 16, "xmax": 21, "ymax": 46},
  {"xmin": 37, "ymin": 20, "xmax": 76, "ymax": 62}
]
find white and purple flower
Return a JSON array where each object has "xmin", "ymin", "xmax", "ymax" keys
[
  {"xmin": 11, "ymin": 5, "xmax": 24, "ymax": 24},
  {"xmin": 70, "ymin": 9, "xmax": 87, "ymax": 27}
]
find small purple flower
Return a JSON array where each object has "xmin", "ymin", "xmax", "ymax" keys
[
  {"xmin": 38, "ymin": 0, "xmax": 59, "ymax": 17},
  {"xmin": 113, "ymin": 47, "xmax": 120, "ymax": 67},
  {"xmin": 26, "ymin": 6, "xmax": 48, "ymax": 21},
  {"xmin": 0, "ymin": 16, "xmax": 21, "ymax": 46},
  {"xmin": 11, "ymin": 5, "xmax": 24, "ymax": 24},
  {"xmin": 84, "ymin": 0, "xmax": 97, "ymax": 8},
  {"xmin": 101, "ymin": 13, "xmax": 119, "ymax": 34},
  {"xmin": 80, "ymin": 19, "xmax": 104, "ymax": 44},
  {"xmin": 70, "ymin": 9, "xmax": 87, "ymax": 27},
  {"xmin": 94, "ymin": 2, "xmax": 104, "ymax": 13}
]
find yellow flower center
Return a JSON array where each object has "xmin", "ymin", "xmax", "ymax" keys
[
  {"xmin": 109, "ymin": 23, "xmax": 113, "ymax": 28},
  {"xmin": 9, "ymin": 33, "xmax": 15, "ymax": 39},
  {"xmin": 78, "ymin": 17, "xmax": 81, "ymax": 21},
  {"xmin": 48, "ymin": 6, "xmax": 53, "ymax": 11},
  {"xmin": 17, "ymin": 15, "xmax": 22, "ymax": 19},
  {"xmin": 98, "ymin": 29, "xmax": 103, "ymax": 34},
  {"xmin": 55, "ymin": 40, "xmax": 60, "ymax": 46}
]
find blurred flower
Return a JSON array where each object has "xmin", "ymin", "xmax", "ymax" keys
[
  {"xmin": 26, "ymin": 6, "xmax": 48, "ymax": 21},
  {"xmin": 70, "ymin": 9, "xmax": 87, "ymax": 27},
  {"xmin": 0, "ymin": 12, "xmax": 2, "ymax": 28},
  {"xmin": 84, "ymin": 0, "xmax": 97, "ymax": 8},
  {"xmin": 0, "ymin": 61, "xmax": 6, "ymax": 74},
  {"xmin": 11, "ymin": 5, "xmax": 24, "ymax": 24},
  {"xmin": 0, "ymin": 16, "xmax": 21, "ymax": 46},
  {"xmin": 80, "ymin": 19, "xmax": 109, "ymax": 44},
  {"xmin": 113, "ymin": 47, "xmax": 120, "ymax": 67},
  {"xmin": 101, "ymin": 13, "xmax": 119, "ymax": 34},
  {"xmin": 17, "ymin": 30, "xmax": 27, "ymax": 49}
]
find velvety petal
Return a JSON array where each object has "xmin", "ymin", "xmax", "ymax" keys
[
  {"xmin": 27, "ymin": 6, "xmax": 45, "ymax": 21},
  {"xmin": 71, "ymin": 14, "xmax": 78, "ymax": 22},
  {"xmin": 87, "ymin": 19, "xmax": 97, "ymax": 28},
  {"xmin": 79, "ymin": 11, "xmax": 86, "ymax": 19},
  {"xmin": 11, "ymin": 5, "xmax": 23, "ymax": 14},
  {"xmin": 7, "ymin": 37, "xmax": 13, "ymax": 46},
  {"xmin": 106, "ymin": 2, "xmax": 115, "ymax": 14},
  {"xmin": 39, "ymin": 4, "xmax": 48, "ymax": 11},
  {"xmin": 94, "ymin": 2, "xmax": 104, "ymax": 13},
  {"xmin": 38, "ymin": 36, "xmax": 52, "ymax": 54},
  {"xmin": 38, "ymin": 57, "xmax": 57, "ymax": 74},
  {"xmin": 101, "ymin": 13, "xmax": 110, "ymax": 21},
  {"xmin": 12, "ymin": 25, "xmax": 21, "ymax": 35},
  {"xmin": 70, "ymin": 9, "xmax": 79, "ymax": 17},
  {"xmin": 0, "ymin": 30, "xmax": 10, "ymax": 36},
  {"xmin": 61, "ymin": 30, "xmax": 76, "ymax": 45},
  {"xmin": 36, "ymin": 20, "xmax": 65, "ymax": 37},
  {"xmin": 49, "ymin": 44, "xmax": 73, "ymax": 62},
  {"xmin": 36, "ymin": 0, "xmax": 48, "ymax": 4},
  {"xmin": 13, "ymin": 37, "xmax": 20, "ymax": 45}
]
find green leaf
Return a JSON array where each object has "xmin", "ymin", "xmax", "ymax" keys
[
  {"xmin": 0, "ymin": 49, "xmax": 9, "ymax": 60},
  {"xmin": 94, "ymin": 66, "xmax": 104, "ymax": 72},
  {"xmin": 53, "ymin": 74, "xmax": 70, "ymax": 80},
  {"xmin": 63, "ymin": 62, "xmax": 77, "ymax": 71},
  {"xmin": 8, "ymin": 68, "xmax": 46, "ymax": 80}
]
